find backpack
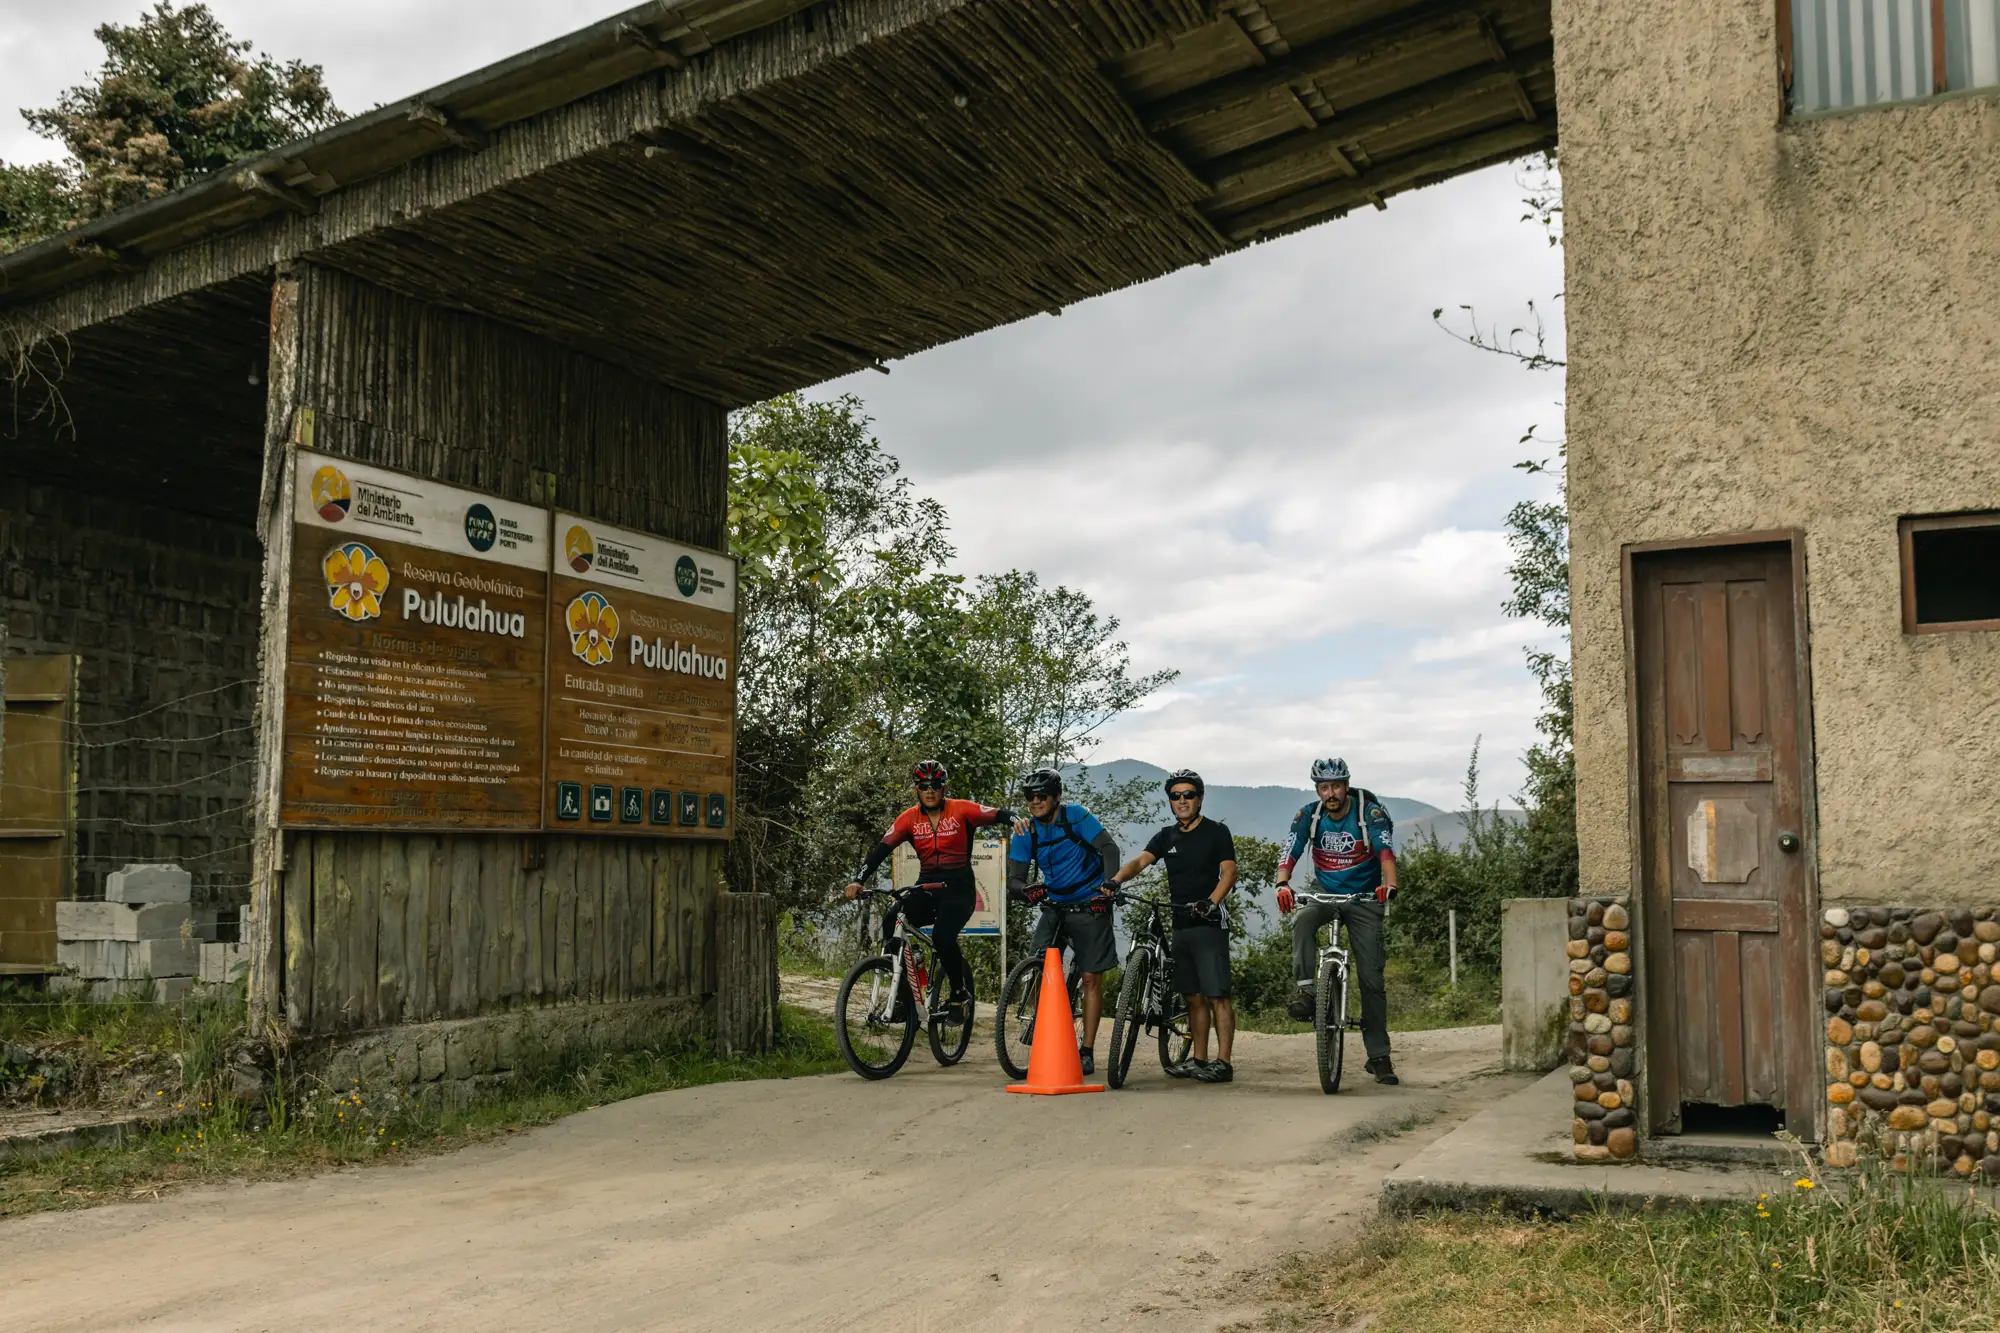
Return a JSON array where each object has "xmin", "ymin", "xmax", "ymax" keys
[
  {"xmin": 1025, "ymin": 804, "xmax": 1101, "ymax": 890},
  {"xmin": 1298, "ymin": 789, "xmax": 1383, "ymax": 855}
]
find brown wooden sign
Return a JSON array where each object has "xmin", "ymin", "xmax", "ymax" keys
[
  {"xmin": 543, "ymin": 514, "xmax": 736, "ymax": 838},
  {"xmin": 280, "ymin": 451, "xmax": 550, "ymax": 830}
]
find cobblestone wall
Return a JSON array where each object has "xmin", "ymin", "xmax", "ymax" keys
[
  {"xmin": 1819, "ymin": 906, "xmax": 2000, "ymax": 1178},
  {"xmin": 0, "ymin": 477, "xmax": 260, "ymax": 908},
  {"xmin": 1567, "ymin": 896, "xmax": 1638, "ymax": 1161}
]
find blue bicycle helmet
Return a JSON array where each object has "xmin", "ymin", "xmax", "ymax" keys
[{"xmin": 1310, "ymin": 757, "xmax": 1349, "ymax": 783}]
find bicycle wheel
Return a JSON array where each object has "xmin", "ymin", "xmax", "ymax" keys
[
  {"xmin": 995, "ymin": 954, "xmax": 1043, "ymax": 1080},
  {"xmin": 1315, "ymin": 955, "xmax": 1346, "ymax": 1095},
  {"xmin": 1156, "ymin": 985, "xmax": 1192, "ymax": 1072},
  {"xmin": 1107, "ymin": 948, "xmax": 1150, "ymax": 1089},
  {"xmin": 835, "ymin": 955, "xmax": 917, "ymax": 1080},
  {"xmin": 927, "ymin": 965, "xmax": 973, "ymax": 1067}
]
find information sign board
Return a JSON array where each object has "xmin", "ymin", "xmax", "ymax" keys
[
  {"xmin": 280, "ymin": 451, "xmax": 549, "ymax": 829},
  {"xmin": 890, "ymin": 837, "xmax": 1006, "ymax": 936},
  {"xmin": 543, "ymin": 514, "xmax": 736, "ymax": 838}
]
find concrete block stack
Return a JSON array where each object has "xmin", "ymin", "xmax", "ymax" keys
[
  {"xmin": 198, "ymin": 941, "xmax": 248, "ymax": 992},
  {"xmin": 53, "ymin": 865, "xmax": 210, "ymax": 1002}
]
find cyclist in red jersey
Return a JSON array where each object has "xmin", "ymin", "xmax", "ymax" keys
[{"xmin": 844, "ymin": 760, "xmax": 1014, "ymax": 1027}]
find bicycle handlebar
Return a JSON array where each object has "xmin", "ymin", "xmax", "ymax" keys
[{"xmin": 1292, "ymin": 890, "xmax": 1369, "ymax": 905}]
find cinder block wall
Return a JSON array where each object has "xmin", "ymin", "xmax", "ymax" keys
[{"xmin": 0, "ymin": 477, "xmax": 260, "ymax": 907}]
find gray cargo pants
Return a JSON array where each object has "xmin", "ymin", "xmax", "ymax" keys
[{"xmin": 1290, "ymin": 896, "xmax": 1390, "ymax": 1061}]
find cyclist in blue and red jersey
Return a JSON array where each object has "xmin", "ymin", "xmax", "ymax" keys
[
  {"xmin": 845, "ymin": 760, "xmax": 1013, "ymax": 1027},
  {"xmin": 1274, "ymin": 757, "xmax": 1402, "ymax": 1084}
]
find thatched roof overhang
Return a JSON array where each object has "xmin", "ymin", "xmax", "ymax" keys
[{"xmin": 1, "ymin": 0, "xmax": 1554, "ymax": 415}]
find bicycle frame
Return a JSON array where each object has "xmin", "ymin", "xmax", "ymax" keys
[
  {"xmin": 862, "ymin": 889, "xmax": 942, "ymax": 1024},
  {"xmin": 1296, "ymin": 891, "xmax": 1364, "ymax": 1028}
]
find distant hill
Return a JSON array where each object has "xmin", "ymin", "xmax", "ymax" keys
[{"xmin": 1063, "ymin": 758, "xmax": 1520, "ymax": 854}]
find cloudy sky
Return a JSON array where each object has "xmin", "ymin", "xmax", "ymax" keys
[{"xmin": 3, "ymin": 1, "xmax": 1567, "ymax": 809}]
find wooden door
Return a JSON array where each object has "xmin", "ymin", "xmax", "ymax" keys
[
  {"xmin": 0, "ymin": 656, "xmax": 78, "ymax": 972},
  {"xmin": 1633, "ymin": 542, "xmax": 1815, "ymax": 1134}
]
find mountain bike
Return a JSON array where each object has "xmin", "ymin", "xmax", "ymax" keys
[
  {"xmin": 1106, "ymin": 893, "xmax": 1194, "ymax": 1088},
  {"xmin": 995, "ymin": 895, "xmax": 1111, "ymax": 1080},
  {"xmin": 1296, "ymin": 890, "xmax": 1366, "ymax": 1094},
  {"xmin": 834, "ymin": 885, "xmax": 974, "ymax": 1079}
]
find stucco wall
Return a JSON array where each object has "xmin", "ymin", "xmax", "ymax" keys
[{"xmin": 1556, "ymin": 0, "xmax": 2000, "ymax": 905}]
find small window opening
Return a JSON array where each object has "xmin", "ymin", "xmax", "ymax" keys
[{"xmin": 1902, "ymin": 513, "xmax": 2000, "ymax": 632}]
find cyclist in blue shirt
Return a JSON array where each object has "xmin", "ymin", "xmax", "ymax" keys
[
  {"xmin": 1275, "ymin": 757, "xmax": 1401, "ymax": 1084},
  {"xmin": 1006, "ymin": 767, "xmax": 1120, "ymax": 1075}
]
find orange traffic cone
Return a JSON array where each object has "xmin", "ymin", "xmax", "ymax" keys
[{"xmin": 1006, "ymin": 947, "xmax": 1104, "ymax": 1095}]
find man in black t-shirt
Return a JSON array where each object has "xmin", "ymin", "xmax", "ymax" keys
[{"xmin": 1107, "ymin": 769, "xmax": 1239, "ymax": 1083}]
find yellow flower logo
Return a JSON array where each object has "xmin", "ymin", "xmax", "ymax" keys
[
  {"xmin": 566, "ymin": 591, "xmax": 619, "ymax": 665},
  {"xmin": 565, "ymin": 525, "xmax": 595, "ymax": 573},
  {"xmin": 323, "ymin": 543, "xmax": 389, "ymax": 621},
  {"xmin": 310, "ymin": 465, "xmax": 351, "ymax": 521}
]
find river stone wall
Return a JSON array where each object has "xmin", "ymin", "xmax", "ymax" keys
[
  {"xmin": 1566, "ymin": 896, "xmax": 1638, "ymax": 1161},
  {"xmin": 1820, "ymin": 906, "xmax": 2000, "ymax": 1178}
]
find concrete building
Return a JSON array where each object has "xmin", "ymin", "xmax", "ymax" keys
[{"xmin": 1559, "ymin": 0, "xmax": 2000, "ymax": 1170}]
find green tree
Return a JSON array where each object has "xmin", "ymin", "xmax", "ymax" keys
[
  {"xmin": 723, "ymin": 394, "xmax": 1172, "ymax": 915},
  {"xmin": 4, "ymin": 3, "xmax": 342, "ymax": 250}
]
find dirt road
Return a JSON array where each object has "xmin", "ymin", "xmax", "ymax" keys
[{"xmin": 4, "ymin": 1025, "xmax": 1525, "ymax": 1332}]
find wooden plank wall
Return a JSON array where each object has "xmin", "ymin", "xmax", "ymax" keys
[
  {"xmin": 254, "ymin": 264, "xmax": 733, "ymax": 1034},
  {"xmin": 281, "ymin": 834, "xmax": 718, "ymax": 1032}
]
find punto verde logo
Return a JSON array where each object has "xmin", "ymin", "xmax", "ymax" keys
[{"xmin": 674, "ymin": 555, "xmax": 698, "ymax": 597}]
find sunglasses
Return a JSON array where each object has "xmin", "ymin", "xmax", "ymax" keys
[
  {"xmin": 914, "ymin": 780, "xmax": 945, "ymax": 791},
  {"xmin": 1026, "ymin": 791, "xmax": 1056, "ymax": 800},
  {"xmin": 1168, "ymin": 790, "xmax": 1199, "ymax": 801}
]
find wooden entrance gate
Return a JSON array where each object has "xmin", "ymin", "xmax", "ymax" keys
[{"xmin": 1631, "ymin": 538, "xmax": 1818, "ymax": 1135}]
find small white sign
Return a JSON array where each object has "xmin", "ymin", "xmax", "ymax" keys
[
  {"xmin": 293, "ymin": 450, "xmax": 548, "ymax": 571},
  {"xmin": 892, "ymin": 838, "xmax": 1006, "ymax": 935},
  {"xmin": 552, "ymin": 512, "xmax": 735, "ymax": 613}
]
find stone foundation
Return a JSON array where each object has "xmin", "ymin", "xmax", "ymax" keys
[
  {"xmin": 1818, "ymin": 906, "xmax": 2000, "ymax": 1179},
  {"xmin": 1566, "ymin": 896, "xmax": 1639, "ymax": 1161},
  {"xmin": 299, "ymin": 995, "xmax": 710, "ymax": 1102}
]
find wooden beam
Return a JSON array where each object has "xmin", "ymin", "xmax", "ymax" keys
[
  {"xmin": 1203, "ymin": 44, "xmax": 1554, "ymax": 198},
  {"xmin": 406, "ymin": 103, "xmax": 488, "ymax": 153},
  {"xmin": 63, "ymin": 238, "xmax": 140, "ymax": 271},
  {"xmin": 233, "ymin": 169, "xmax": 319, "ymax": 216},
  {"xmin": 1478, "ymin": 20, "xmax": 1540, "ymax": 120},
  {"xmin": 1221, "ymin": 117, "xmax": 1555, "ymax": 241},
  {"xmin": 617, "ymin": 21, "xmax": 686, "ymax": 68},
  {"xmin": 1141, "ymin": 0, "xmax": 1489, "ymax": 134}
]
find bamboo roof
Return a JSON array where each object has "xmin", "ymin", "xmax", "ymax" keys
[{"xmin": 1, "ymin": 0, "xmax": 1554, "ymax": 408}]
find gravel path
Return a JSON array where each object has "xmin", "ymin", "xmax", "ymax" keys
[{"xmin": 3, "ymin": 1024, "xmax": 1525, "ymax": 1332}]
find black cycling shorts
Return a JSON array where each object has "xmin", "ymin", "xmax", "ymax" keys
[{"xmin": 1172, "ymin": 925, "xmax": 1232, "ymax": 998}]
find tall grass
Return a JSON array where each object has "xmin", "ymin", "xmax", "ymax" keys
[{"xmin": 1266, "ymin": 1158, "xmax": 2000, "ymax": 1331}]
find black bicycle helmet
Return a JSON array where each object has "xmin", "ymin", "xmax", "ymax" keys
[
  {"xmin": 910, "ymin": 759, "xmax": 948, "ymax": 785},
  {"xmin": 1018, "ymin": 767, "xmax": 1063, "ymax": 798},
  {"xmin": 1163, "ymin": 769, "xmax": 1204, "ymax": 798}
]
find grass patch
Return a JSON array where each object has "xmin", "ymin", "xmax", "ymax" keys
[
  {"xmin": 1, "ymin": 1002, "xmax": 843, "ymax": 1218},
  {"xmin": 1261, "ymin": 1167, "xmax": 2000, "ymax": 1331},
  {"xmin": 1232, "ymin": 959, "xmax": 1500, "ymax": 1035}
]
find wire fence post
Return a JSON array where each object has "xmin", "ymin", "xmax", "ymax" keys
[{"xmin": 1448, "ymin": 908, "xmax": 1458, "ymax": 990}]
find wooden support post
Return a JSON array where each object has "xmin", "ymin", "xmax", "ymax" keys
[{"xmin": 715, "ymin": 891, "xmax": 777, "ymax": 1056}]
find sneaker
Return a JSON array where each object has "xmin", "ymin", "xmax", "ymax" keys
[
  {"xmin": 1365, "ymin": 1056, "xmax": 1399, "ymax": 1085},
  {"xmin": 1164, "ymin": 1058, "xmax": 1206, "ymax": 1079},
  {"xmin": 1286, "ymin": 988, "xmax": 1316, "ymax": 1022},
  {"xmin": 1194, "ymin": 1059, "xmax": 1234, "ymax": 1084},
  {"xmin": 1079, "ymin": 1047, "xmax": 1095, "ymax": 1076}
]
